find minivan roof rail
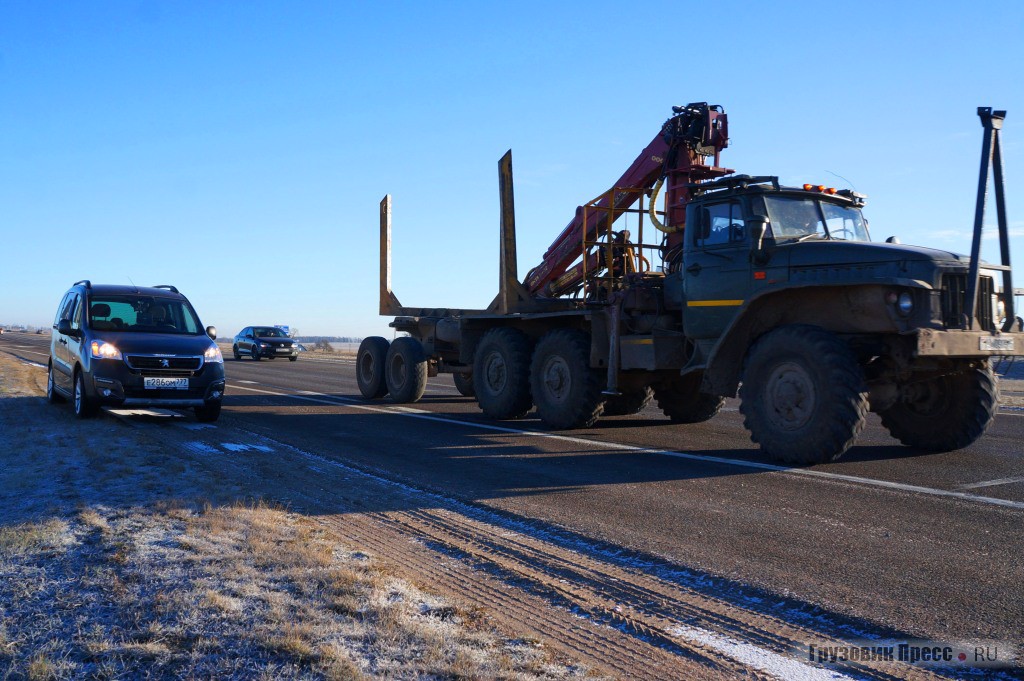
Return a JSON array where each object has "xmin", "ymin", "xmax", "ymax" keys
[
  {"xmin": 153, "ymin": 285, "xmax": 180, "ymax": 294},
  {"xmin": 73, "ymin": 280, "xmax": 92, "ymax": 289}
]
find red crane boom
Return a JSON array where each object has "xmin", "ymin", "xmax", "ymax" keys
[{"xmin": 523, "ymin": 103, "xmax": 732, "ymax": 298}]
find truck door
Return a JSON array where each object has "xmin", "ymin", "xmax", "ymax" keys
[{"xmin": 682, "ymin": 199, "xmax": 751, "ymax": 339}]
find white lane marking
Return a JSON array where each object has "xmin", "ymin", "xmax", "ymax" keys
[
  {"xmin": 108, "ymin": 408, "xmax": 181, "ymax": 418},
  {"xmin": 21, "ymin": 361, "xmax": 46, "ymax": 368},
  {"xmin": 671, "ymin": 625, "xmax": 858, "ymax": 681},
  {"xmin": 236, "ymin": 380, "xmax": 259, "ymax": 384},
  {"xmin": 183, "ymin": 441, "xmax": 219, "ymax": 455},
  {"xmin": 228, "ymin": 383, "xmax": 1024, "ymax": 512},
  {"xmin": 221, "ymin": 442, "xmax": 272, "ymax": 453},
  {"xmin": 12, "ymin": 348, "xmax": 50, "ymax": 358},
  {"xmin": 957, "ymin": 475, "xmax": 1024, "ymax": 490}
]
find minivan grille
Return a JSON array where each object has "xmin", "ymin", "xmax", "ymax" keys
[
  {"xmin": 125, "ymin": 355, "xmax": 203, "ymax": 372},
  {"xmin": 940, "ymin": 274, "xmax": 995, "ymax": 331}
]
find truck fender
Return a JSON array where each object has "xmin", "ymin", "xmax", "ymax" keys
[{"xmin": 700, "ymin": 280, "xmax": 929, "ymax": 396}]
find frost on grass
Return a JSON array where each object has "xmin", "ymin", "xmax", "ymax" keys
[
  {"xmin": 0, "ymin": 504, "xmax": 585, "ymax": 680},
  {"xmin": 0, "ymin": 352, "xmax": 590, "ymax": 679}
]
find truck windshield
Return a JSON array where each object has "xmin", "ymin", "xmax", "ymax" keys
[{"xmin": 764, "ymin": 196, "xmax": 869, "ymax": 242}]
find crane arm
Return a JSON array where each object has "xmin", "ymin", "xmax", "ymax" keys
[{"xmin": 523, "ymin": 103, "xmax": 731, "ymax": 297}]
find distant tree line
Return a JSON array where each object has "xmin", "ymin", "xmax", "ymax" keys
[{"xmin": 296, "ymin": 336, "xmax": 363, "ymax": 343}]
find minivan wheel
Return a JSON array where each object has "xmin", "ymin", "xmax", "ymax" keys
[
  {"xmin": 47, "ymin": 363, "xmax": 65, "ymax": 404},
  {"xmin": 73, "ymin": 370, "xmax": 99, "ymax": 418},
  {"xmin": 195, "ymin": 402, "xmax": 222, "ymax": 423}
]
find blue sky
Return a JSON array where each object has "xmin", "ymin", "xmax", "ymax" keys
[{"xmin": 1, "ymin": 1, "xmax": 1022, "ymax": 337}]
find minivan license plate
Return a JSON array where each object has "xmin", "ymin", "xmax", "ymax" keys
[{"xmin": 144, "ymin": 377, "xmax": 188, "ymax": 390}]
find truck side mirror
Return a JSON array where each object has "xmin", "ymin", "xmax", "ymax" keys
[{"xmin": 748, "ymin": 216, "xmax": 768, "ymax": 263}]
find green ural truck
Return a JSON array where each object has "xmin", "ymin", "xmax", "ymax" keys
[{"xmin": 358, "ymin": 103, "xmax": 1021, "ymax": 464}]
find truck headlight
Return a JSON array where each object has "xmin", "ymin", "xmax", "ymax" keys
[
  {"xmin": 897, "ymin": 292, "xmax": 914, "ymax": 316},
  {"xmin": 204, "ymin": 344, "xmax": 224, "ymax": 364}
]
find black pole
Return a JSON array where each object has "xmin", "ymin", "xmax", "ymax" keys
[
  {"xmin": 964, "ymin": 108, "xmax": 996, "ymax": 329},
  {"xmin": 990, "ymin": 112, "xmax": 1015, "ymax": 331}
]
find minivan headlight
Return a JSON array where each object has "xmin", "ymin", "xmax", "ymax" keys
[
  {"xmin": 90, "ymin": 341, "xmax": 122, "ymax": 360},
  {"xmin": 204, "ymin": 344, "xmax": 224, "ymax": 364}
]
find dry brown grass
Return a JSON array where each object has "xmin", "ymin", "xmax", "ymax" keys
[
  {"xmin": 0, "ymin": 500, "xmax": 583, "ymax": 679},
  {"xmin": 0, "ymin": 350, "xmax": 591, "ymax": 680}
]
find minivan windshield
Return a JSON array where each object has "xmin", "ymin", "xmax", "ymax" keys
[
  {"xmin": 764, "ymin": 196, "xmax": 870, "ymax": 241},
  {"xmin": 87, "ymin": 296, "xmax": 202, "ymax": 334}
]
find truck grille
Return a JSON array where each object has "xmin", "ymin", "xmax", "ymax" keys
[
  {"xmin": 940, "ymin": 274, "xmax": 995, "ymax": 331},
  {"xmin": 125, "ymin": 355, "xmax": 203, "ymax": 374}
]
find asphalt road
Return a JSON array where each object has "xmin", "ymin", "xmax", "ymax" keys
[{"xmin": 4, "ymin": 331, "xmax": 1023, "ymax": 668}]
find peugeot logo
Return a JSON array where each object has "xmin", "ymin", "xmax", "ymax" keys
[{"xmin": 160, "ymin": 359, "xmax": 170, "ymax": 368}]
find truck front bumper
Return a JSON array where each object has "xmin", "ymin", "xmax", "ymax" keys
[{"xmin": 914, "ymin": 328, "xmax": 1023, "ymax": 357}]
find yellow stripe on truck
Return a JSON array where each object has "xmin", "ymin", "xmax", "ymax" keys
[{"xmin": 686, "ymin": 300, "xmax": 744, "ymax": 307}]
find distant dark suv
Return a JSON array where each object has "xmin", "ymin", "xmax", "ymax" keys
[
  {"xmin": 47, "ymin": 281, "xmax": 225, "ymax": 421},
  {"xmin": 232, "ymin": 326, "xmax": 299, "ymax": 361}
]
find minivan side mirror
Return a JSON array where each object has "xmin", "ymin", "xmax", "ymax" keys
[
  {"xmin": 206, "ymin": 326, "xmax": 217, "ymax": 340},
  {"xmin": 57, "ymin": 319, "xmax": 79, "ymax": 338}
]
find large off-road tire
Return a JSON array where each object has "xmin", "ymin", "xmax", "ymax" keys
[
  {"xmin": 194, "ymin": 402, "xmax": 222, "ymax": 423},
  {"xmin": 473, "ymin": 328, "xmax": 533, "ymax": 420},
  {"xmin": 602, "ymin": 385, "xmax": 654, "ymax": 416},
  {"xmin": 452, "ymin": 371, "xmax": 475, "ymax": 397},
  {"xmin": 654, "ymin": 374, "xmax": 724, "ymax": 424},
  {"xmin": 47, "ymin": 362, "xmax": 65, "ymax": 404},
  {"xmin": 356, "ymin": 337, "xmax": 390, "ymax": 399},
  {"xmin": 73, "ymin": 370, "xmax": 99, "ymax": 419},
  {"xmin": 739, "ymin": 325, "xmax": 868, "ymax": 464},
  {"xmin": 385, "ymin": 337, "xmax": 428, "ymax": 404},
  {"xmin": 530, "ymin": 329, "xmax": 604, "ymax": 429},
  {"xmin": 879, "ymin": 363, "xmax": 998, "ymax": 451}
]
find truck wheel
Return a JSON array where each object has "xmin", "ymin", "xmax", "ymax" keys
[
  {"xmin": 879, "ymin": 363, "xmax": 997, "ymax": 451},
  {"xmin": 530, "ymin": 329, "xmax": 604, "ymax": 429},
  {"xmin": 356, "ymin": 337, "xmax": 390, "ymax": 399},
  {"xmin": 452, "ymin": 371, "xmax": 475, "ymax": 397},
  {"xmin": 473, "ymin": 328, "xmax": 533, "ymax": 419},
  {"xmin": 385, "ymin": 337, "xmax": 428, "ymax": 403},
  {"xmin": 739, "ymin": 325, "xmax": 868, "ymax": 464},
  {"xmin": 603, "ymin": 386, "xmax": 654, "ymax": 416},
  {"xmin": 654, "ymin": 375, "xmax": 724, "ymax": 423}
]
